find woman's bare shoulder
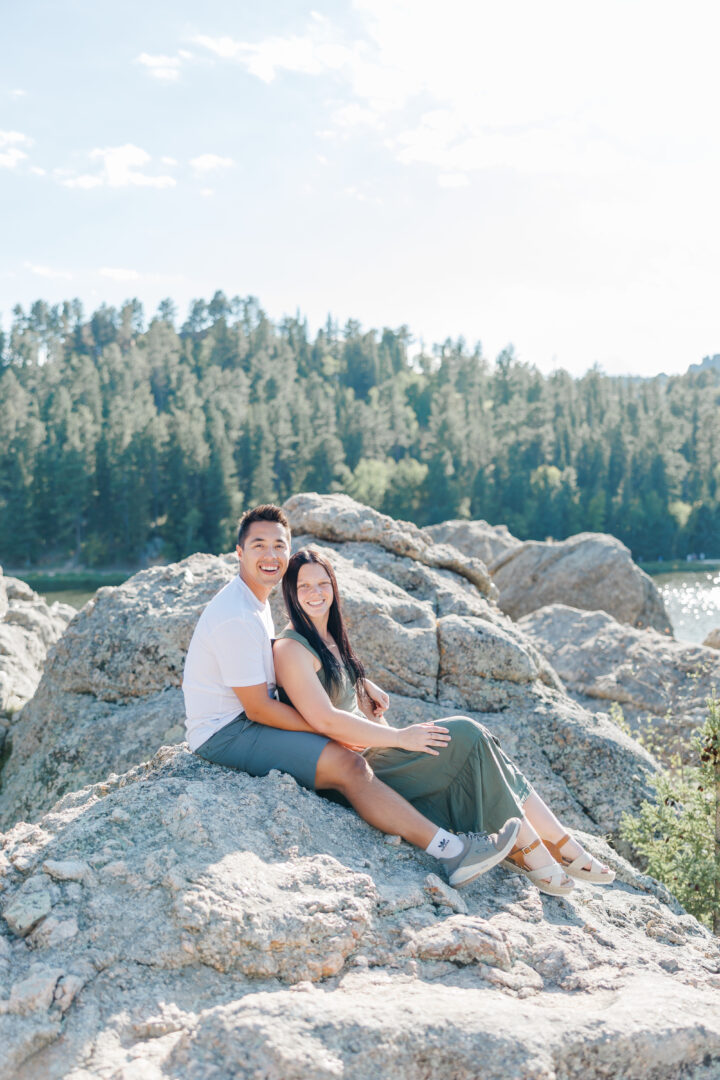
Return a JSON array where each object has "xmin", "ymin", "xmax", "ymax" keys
[{"xmin": 273, "ymin": 635, "xmax": 320, "ymax": 671}]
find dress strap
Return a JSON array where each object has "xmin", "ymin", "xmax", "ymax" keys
[{"xmin": 275, "ymin": 626, "xmax": 322, "ymax": 663}]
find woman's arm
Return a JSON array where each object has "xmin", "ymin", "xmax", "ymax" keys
[{"xmin": 273, "ymin": 639, "xmax": 450, "ymax": 754}]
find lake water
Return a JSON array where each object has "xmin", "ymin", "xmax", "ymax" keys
[
  {"xmin": 45, "ymin": 589, "xmax": 96, "ymax": 610},
  {"xmin": 39, "ymin": 569, "xmax": 720, "ymax": 646},
  {"xmin": 654, "ymin": 567, "xmax": 720, "ymax": 644}
]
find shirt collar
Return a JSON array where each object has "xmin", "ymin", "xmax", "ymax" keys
[{"xmin": 236, "ymin": 574, "xmax": 268, "ymax": 612}]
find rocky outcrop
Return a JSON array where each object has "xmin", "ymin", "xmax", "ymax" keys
[
  {"xmin": 1, "ymin": 744, "xmax": 719, "ymax": 1080},
  {"xmin": 0, "ymin": 570, "xmax": 74, "ymax": 717},
  {"xmin": 0, "ymin": 556, "xmax": 237, "ymax": 830},
  {"xmin": 491, "ymin": 532, "xmax": 672, "ymax": 632},
  {"xmin": 1, "ymin": 502, "xmax": 657, "ymax": 838},
  {"xmin": 283, "ymin": 492, "xmax": 497, "ymax": 598},
  {"xmin": 0, "ymin": 570, "xmax": 74, "ymax": 762},
  {"xmin": 424, "ymin": 519, "xmax": 521, "ymax": 567},
  {"xmin": 519, "ymin": 604, "xmax": 720, "ymax": 753},
  {"xmin": 0, "ymin": 551, "xmax": 655, "ymax": 839},
  {"xmin": 704, "ymin": 628, "xmax": 720, "ymax": 650},
  {"xmin": 0, "ymin": 496, "xmax": 716, "ymax": 1077}
]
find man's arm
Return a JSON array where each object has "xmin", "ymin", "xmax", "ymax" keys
[{"xmin": 233, "ymin": 684, "xmax": 316, "ymax": 732}]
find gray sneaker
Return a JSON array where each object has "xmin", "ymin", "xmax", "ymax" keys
[{"xmin": 443, "ymin": 818, "xmax": 522, "ymax": 888}]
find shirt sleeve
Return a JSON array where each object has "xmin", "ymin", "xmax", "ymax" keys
[{"xmin": 211, "ymin": 615, "xmax": 269, "ymax": 688}]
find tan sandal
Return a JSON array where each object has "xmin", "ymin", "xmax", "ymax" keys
[
  {"xmin": 545, "ymin": 833, "xmax": 615, "ymax": 885},
  {"xmin": 502, "ymin": 838, "xmax": 574, "ymax": 897}
]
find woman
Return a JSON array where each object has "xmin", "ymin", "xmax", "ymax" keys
[{"xmin": 273, "ymin": 549, "xmax": 615, "ymax": 897}]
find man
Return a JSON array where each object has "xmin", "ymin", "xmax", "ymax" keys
[{"xmin": 183, "ymin": 504, "xmax": 519, "ymax": 887}]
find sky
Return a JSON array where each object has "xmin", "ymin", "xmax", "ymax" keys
[{"xmin": 2, "ymin": 0, "xmax": 720, "ymax": 377}]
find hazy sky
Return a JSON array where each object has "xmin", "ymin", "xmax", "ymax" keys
[{"xmin": 3, "ymin": 0, "xmax": 719, "ymax": 376}]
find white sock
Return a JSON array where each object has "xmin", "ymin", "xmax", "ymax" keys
[{"xmin": 425, "ymin": 828, "xmax": 463, "ymax": 860}]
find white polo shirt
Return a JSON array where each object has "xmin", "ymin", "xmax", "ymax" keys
[{"xmin": 182, "ymin": 575, "xmax": 276, "ymax": 751}]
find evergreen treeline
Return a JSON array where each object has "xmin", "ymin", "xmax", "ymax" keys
[{"xmin": 1, "ymin": 293, "xmax": 719, "ymax": 567}]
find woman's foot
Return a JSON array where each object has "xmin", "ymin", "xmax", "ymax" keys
[
  {"xmin": 545, "ymin": 833, "xmax": 615, "ymax": 885},
  {"xmin": 503, "ymin": 838, "xmax": 574, "ymax": 896}
]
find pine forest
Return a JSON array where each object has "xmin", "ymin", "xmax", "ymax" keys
[{"xmin": 1, "ymin": 293, "xmax": 719, "ymax": 568}]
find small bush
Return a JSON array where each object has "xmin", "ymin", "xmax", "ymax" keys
[{"xmin": 620, "ymin": 692, "xmax": 720, "ymax": 933}]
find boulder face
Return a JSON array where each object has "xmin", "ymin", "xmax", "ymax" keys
[
  {"xmin": 0, "ymin": 570, "xmax": 74, "ymax": 716},
  {"xmin": 424, "ymin": 519, "xmax": 521, "ymax": 568},
  {"xmin": 490, "ymin": 532, "xmax": 672, "ymax": 632},
  {"xmin": 704, "ymin": 628, "xmax": 720, "ymax": 650},
  {"xmin": 1, "ymin": 745, "xmax": 719, "ymax": 1080},
  {"xmin": 0, "ymin": 569, "xmax": 74, "ymax": 762},
  {"xmin": 283, "ymin": 492, "xmax": 497, "ymax": 598},
  {"xmin": 0, "ymin": 555, "xmax": 237, "ymax": 831},
  {"xmin": 519, "ymin": 604, "xmax": 720, "ymax": 755}
]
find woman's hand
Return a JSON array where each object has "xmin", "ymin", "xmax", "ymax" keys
[
  {"xmin": 362, "ymin": 678, "xmax": 390, "ymax": 719},
  {"xmin": 395, "ymin": 722, "xmax": 451, "ymax": 756}
]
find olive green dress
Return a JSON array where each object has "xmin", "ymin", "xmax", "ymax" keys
[{"xmin": 277, "ymin": 628, "xmax": 532, "ymax": 835}]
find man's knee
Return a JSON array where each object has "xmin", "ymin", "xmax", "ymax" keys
[{"xmin": 315, "ymin": 743, "xmax": 372, "ymax": 792}]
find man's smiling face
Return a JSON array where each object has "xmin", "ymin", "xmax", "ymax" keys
[{"xmin": 237, "ymin": 520, "xmax": 290, "ymax": 600}]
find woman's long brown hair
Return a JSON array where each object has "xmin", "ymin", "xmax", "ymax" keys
[{"xmin": 282, "ymin": 549, "xmax": 365, "ymax": 695}]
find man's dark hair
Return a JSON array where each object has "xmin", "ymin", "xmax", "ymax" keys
[{"xmin": 237, "ymin": 504, "xmax": 290, "ymax": 548}]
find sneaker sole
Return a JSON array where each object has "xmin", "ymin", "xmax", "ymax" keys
[{"xmin": 449, "ymin": 819, "xmax": 522, "ymax": 888}]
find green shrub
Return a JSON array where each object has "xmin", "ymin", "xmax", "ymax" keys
[{"xmin": 620, "ymin": 692, "xmax": 720, "ymax": 933}]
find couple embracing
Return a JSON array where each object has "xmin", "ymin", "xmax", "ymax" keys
[{"xmin": 182, "ymin": 504, "xmax": 614, "ymax": 895}]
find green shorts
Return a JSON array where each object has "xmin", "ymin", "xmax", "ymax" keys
[{"xmin": 194, "ymin": 714, "xmax": 330, "ymax": 791}]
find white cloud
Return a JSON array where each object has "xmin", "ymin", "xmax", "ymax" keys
[
  {"xmin": 24, "ymin": 261, "xmax": 73, "ymax": 280},
  {"xmin": 136, "ymin": 52, "xmax": 183, "ymax": 81},
  {"xmin": 438, "ymin": 172, "xmax": 469, "ymax": 188},
  {"xmin": 0, "ymin": 148, "xmax": 27, "ymax": 168},
  {"xmin": 193, "ymin": 35, "xmax": 244, "ymax": 60},
  {"xmin": 29, "ymin": 166, "xmax": 46, "ymax": 176},
  {"xmin": 344, "ymin": 185, "xmax": 382, "ymax": 205},
  {"xmin": 63, "ymin": 174, "xmax": 103, "ymax": 189},
  {"xmin": 193, "ymin": 28, "xmax": 351, "ymax": 83},
  {"xmin": 192, "ymin": 3, "xmax": 720, "ymax": 187},
  {"xmin": 190, "ymin": 153, "xmax": 234, "ymax": 173},
  {"xmin": 332, "ymin": 103, "xmax": 383, "ymax": 130},
  {"xmin": 99, "ymin": 267, "xmax": 141, "ymax": 281},
  {"xmin": 61, "ymin": 144, "xmax": 176, "ymax": 190},
  {"xmin": 10, "ymin": 89, "xmax": 26, "ymax": 99},
  {"xmin": 200, "ymin": 188, "xmax": 214, "ymax": 198},
  {"xmin": 0, "ymin": 130, "xmax": 31, "ymax": 169},
  {"xmin": 161, "ymin": 156, "xmax": 178, "ymax": 166}
]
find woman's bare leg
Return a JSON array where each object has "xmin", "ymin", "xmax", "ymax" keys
[
  {"xmin": 508, "ymin": 812, "xmax": 572, "ymax": 886},
  {"xmin": 522, "ymin": 790, "xmax": 611, "ymax": 875},
  {"xmin": 314, "ymin": 742, "xmax": 437, "ymax": 849}
]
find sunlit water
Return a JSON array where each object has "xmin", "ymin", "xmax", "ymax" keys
[
  {"xmin": 39, "ymin": 573, "xmax": 720, "ymax": 645},
  {"xmin": 654, "ymin": 568, "xmax": 720, "ymax": 645}
]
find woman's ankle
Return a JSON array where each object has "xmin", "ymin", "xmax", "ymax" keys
[{"xmin": 516, "ymin": 818, "xmax": 539, "ymax": 850}]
